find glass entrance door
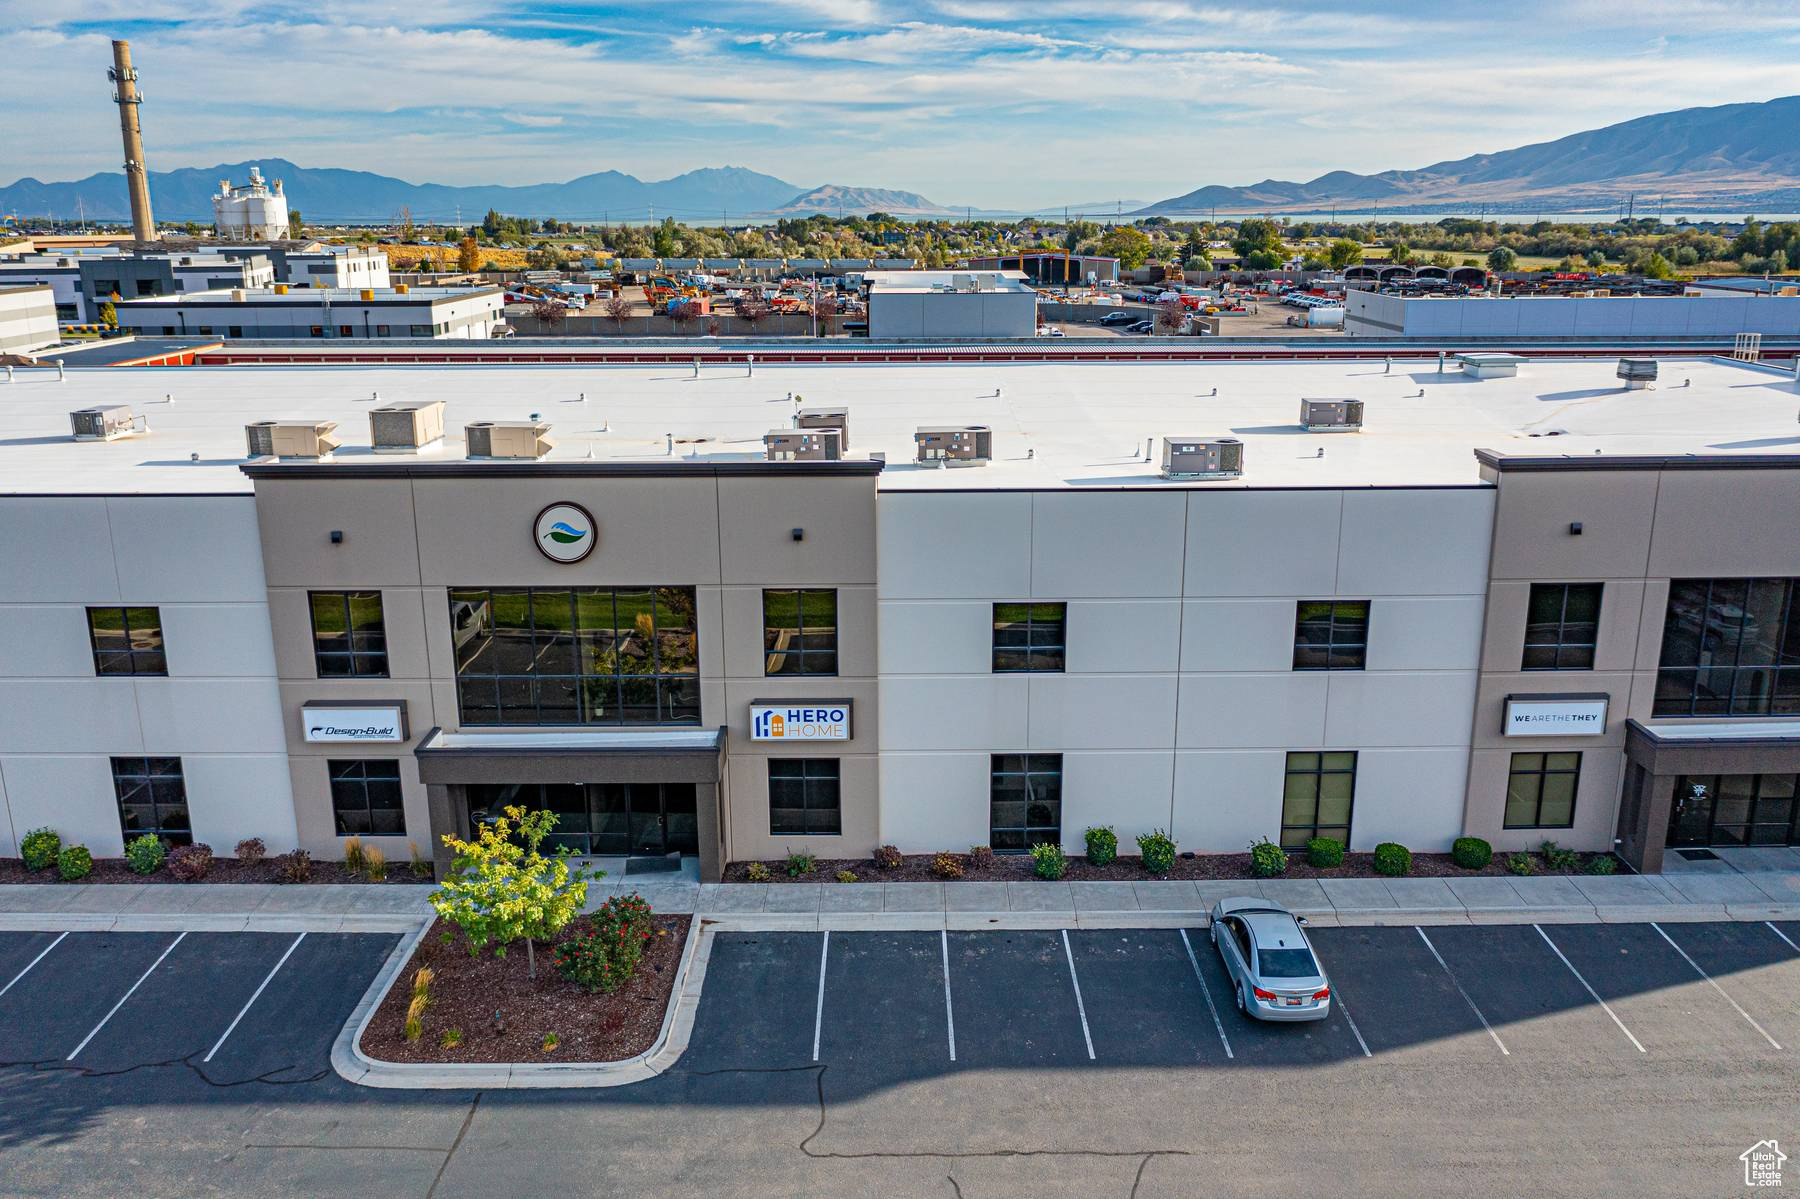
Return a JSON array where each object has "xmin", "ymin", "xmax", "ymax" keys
[
  {"xmin": 1668, "ymin": 774, "xmax": 1800, "ymax": 847},
  {"xmin": 469, "ymin": 782, "xmax": 700, "ymax": 857}
]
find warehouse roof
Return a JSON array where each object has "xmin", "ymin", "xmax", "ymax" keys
[{"xmin": 1, "ymin": 354, "xmax": 1797, "ymax": 495}]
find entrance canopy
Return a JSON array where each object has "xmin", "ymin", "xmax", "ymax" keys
[{"xmin": 1617, "ymin": 719, "xmax": 1800, "ymax": 871}]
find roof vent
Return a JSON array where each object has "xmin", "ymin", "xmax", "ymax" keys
[
  {"xmin": 1617, "ymin": 358, "xmax": 1657, "ymax": 390},
  {"xmin": 764, "ymin": 429, "xmax": 842, "ymax": 461},
  {"xmin": 1458, "ymin": 352, "xmax": 1524, "ymax": 379},
  {"xmin": 795, "ymin": 406, "xmax": 849, "ymax": 449},
  {"xmin": 370, "ymin": 399, "xmax": 446, "ymax": 453},
  {"xmin": 1299, "ymin": 397, "xmax": 1364, "ymax": 432},
  {"xmin": 465, "ymin": 420, "xmax": 554, "ymax": 460},
  {"xmin": 915, "ymin": 425, "xmax": 992, "ymax": 467},
  {"xmin": 1161, "ymin": 436, "xmax": 1243, "ymax": 480},
  {"xmin": 245, "ymin": 419, "xmax": 341, "ymax": 460},
  {"xmin": 69, "ymin": 405, "xmax": 140, "ymax": 441}
]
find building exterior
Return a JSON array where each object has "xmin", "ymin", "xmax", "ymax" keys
[
  {"xmin": 1345, "ymin": 289, "xmax": 1800, "ymax": 339},
  {"xmin": 112, "ymin": 285, "xmax": 504, "ymax": 339},
  {"xmin": 209, "ymin": 243, "xmax": 391, "ymax": 289},
  {"xmin": 212, "ymin": 167, "xmax": 291, "ymax": 241},
  {"xmin": 0, "ymin": 285, "xmax": 59, "ymax": 354},
  {"xmin": 865, "ymin": 270, "xmax": 1038, "ymax": 339},
  {"xmin": 963, "ymin": 252, "xmax": 1120, "ymax": 284},
  {"xmin": 0, "ymin": 250, "xmax": 277, "ymax": 322},
  {"xmin": 3, "ymin": 355, "xmax": 1800, "ymax": 878}
]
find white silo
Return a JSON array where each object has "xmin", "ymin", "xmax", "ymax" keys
[{"xmin": 212, "ymin": 166, "xmax": 291, "ymax": 241}]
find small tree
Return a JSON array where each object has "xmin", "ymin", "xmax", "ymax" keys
[
  {"xmin": 530, "ymin": 299, "xmax": 566, "ymax": 328},
  {"xmin": 1487, "ymin": 246, "xmax": 1519, "ymax": 273},
  {"xmin": 97, "ymin": 301, "xmax": 117, "ymax": 329},
  {"xmin": 457, "ymin": 236, "xmax": 482, "ymax": 273},
  {"xmin": 735, "ymin": 297, "xmax": 770, "ymax": 326},
  {"xmin": 602, "ymin": 295, "xmax": 633, "ymax": 328},
  {"xmin": 431, "ymin": 805, "xmax": 596, "ymax": 977},
  {"xmin": 1326, "ymin": 238, "xmax": 1364, "ymax": 270},
  {"xmin": 288, "ymin": 209, "xmax": 304, "ymax": 239},
  {"xmin": 1153, "ymin": 297, "xmax": 1186, "ymax": 333},
  {"xmin": 670, "ymin": 299, "xmax": 702, "ymax": 328}
]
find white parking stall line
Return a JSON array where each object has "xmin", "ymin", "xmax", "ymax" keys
[
  {"xmin": 1060, "ymin": 929, "xmax": 1096, "ymax": 1061},
  {"xmin": 203, "ymin": 933, "xmax": 305, "ymax": 1063},
  {"xmin": 812, "ymin": 931, "xmax": 829, "ymax": 1064},
  {"xmin": 1177, "ymin": 929, "xmax": 1233, "ymax": 1060},
  {"xmin": 1534, "ymin": 924, "xmax": 1646, "ymax": 1054},
  {"xmin": 1331, "ymin": 985, "xmax": 1374, "ymax": 1058},
  {"xmin": 1651, "ymin": 923, "xmax": 1783, "ymax": 1051},
  {"xmin": 1767, "ymin": 922, "xmax": 1800, "ymax": 956},
  {"xmin": 67, "ymin": 932, "xmax": 186, "ymax": 1062},
  {"xmin": 940, "ymin": 930, "xmax": 957, "ymax": 1063},
  {"xmin": 0, "ymin": 931, "xmax": 67, "ymax": 998},
  {"xmin": 1415, "ymin": 927, "xmax": 1509, "ymax": 1057}
]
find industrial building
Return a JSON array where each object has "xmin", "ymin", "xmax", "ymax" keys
[
  {"xmin": 2, "ymin": 354, "xmax": 1800, "ymax": 881},
  {"xmin": 962, "ymin": 252, "xmax": 1121, "ymax": 284},
  {"xmin": 206, "ymin": 243, "xmax": 391, "ymax": 290},
  {"xmin": 0, "ymin": 285, "xmax": 59, "ymax": 354},
  {"xmin": 1345, "ymin": 289, "xmax": 1800, "ymax": 340},
  {"xmin": 865, "ymin": 270, "xmax": 1038, "ymax": 340},
  {"xmin": 211, "ymin": 167, "xmax": 290, "ymax": 241},
  {"xmin": 0, "ymin": 249, "xmax": 276, "ymax": 322},
  {"xmin": 112, "ymin": 284, "xmax": 504, "ymax": 339}
]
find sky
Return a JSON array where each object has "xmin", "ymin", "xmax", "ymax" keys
[{"xmin": 3, "ymin": 1, "xmax": 1800, "ymax": 210}]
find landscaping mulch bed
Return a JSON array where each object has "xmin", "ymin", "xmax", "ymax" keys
[
  {"xmin": 362, "ymin": 913, "xmax": 692, "ymax": 1065},
  {"xmin": 0, "ymin": 857, "xmax": 432, "ymax": 886},
  {"xmin": 724, "ymin": 849, "xmax": 1619, "ymax": 884}
]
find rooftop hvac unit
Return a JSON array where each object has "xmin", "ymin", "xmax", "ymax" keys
[
  {"xmin": 465, "ymin": 420, "xmax": 555, "ymax": 460},
  {"xmin": 244, "ymin": 419, "xmax": 341, "ymax": 460},
  {"xmin": 370, "ymin": 399, "xmax": 446, "ymax": 453},
  {"xmin": 764, "ymin": 429, "xmax": 842, "ymax": 461},
  {"xmin": 69, "ymin": 405, "xmax": 138, "ymax": 441},
  {"xmin": 1299, "ymin": 397, "xmax": 1364, "ymax": 433},
  {"xmin": 1616, "ymin": 358, "xmax": 1658, "ymax": 390},
  {"xmin": 795, "ymin": 406, "xmax": 849, "ymax": 449},
  {"xmin": 915, "ymin": 425, "xmax": 992, "ymax": 467},
  {"xmin": 1161, "ymin": 436, "xmax": 1243, "ymax": 480},
  {"xmin": 1458, "ymin": 352, "xmax": 1525, "ymax": 379}
]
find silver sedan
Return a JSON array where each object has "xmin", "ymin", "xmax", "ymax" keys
[{"xmin": 1208, "ymin": 897, "xmax": 1332, "ymax": 1022}]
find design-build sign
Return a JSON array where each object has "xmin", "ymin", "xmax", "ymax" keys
[
  {"xmin": 1504, "ymin": 695, "xmax": 1608, "ymax": 737},
  {"xmin": 302, "ymin": 703, "xmax": 406, "ymax": 743},
  {"xmin": 749, "ymin": 701, "xmax": 852, "ymax": 742},
  {"xmin": 534, "ymin": 502, "xmax": 597, "ymax": 564}
]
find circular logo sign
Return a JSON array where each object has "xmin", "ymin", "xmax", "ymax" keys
[{"xmin": 533, "ymin": 502, "xmax": 596, "ymax": 563}]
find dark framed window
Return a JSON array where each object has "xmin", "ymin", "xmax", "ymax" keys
[
  {"xmin": 87, "ymin": 607, "xmax": 166, "ymax": 676},
  {"xmin": 992, "ymin": 602, "xmax": 1066, "ymax": 673},
  {"xmin": 112, "ymin": 756, "xmax": 190, "ymax": 845},
  {"xmin": 1282, "ymin": 751, "xmax": 1355, "ymax": 848},
  {"xmin": 310, "ymin": 591, "xmax": 388, "ymax": 678},
  {"xmin": 1655, "ymin": 578, "xmax": 1800, "ymax": 716},
  {"xmin": 769, "ymin": 758, "xmax": 842, "ymax": 835},
  {"xmin": 763, "ymin": 589, "xmax": 838, "ymax": 676},
  {"xmin": 990, "ymin": 753, "xmax": 1062, "ymax": 852},
  {"xmin": 329, "ymin": 759, "xmax": 405, "ymax": 836},
  {"xmin": 450, "ymin": 587, "xmax": 699, "ymax": 726},
  {"xmin": 1669, "ymin": 774, "xmax": 1798, "ymax": 848},
  {"xmin": 1523, "ymin": 583, "xmax": 1601, "ymax": 671},
  {"xmin": 467, "ymin": 781, "xmax": 698, "ymax": 856},
  {"xmin": 1505, "ymin": 752, "xmax": 1580, "ymax": 829},
  {"xmin": 1292, "ymin": 601, "xmax": 1369, "ymax": 671}
]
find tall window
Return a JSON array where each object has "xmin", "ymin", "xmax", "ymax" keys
[
  {"xmin": 1281, "ymin": 751, "xmax": 1356, "ymax": 848},
  {"xmin": 87, "ymin": 607, "xmax": 166, "ymax": 676},
  {"xmin": 328, "ymin": 759, "xmax": 405, "ymax": 836},
  {"xmin": 310, "ymin": 591, "xmax": 388, "ymax": 678},
  {"xmin": 450, "ymin": 587, "xmax": 698, "ymax": 726},
  {"xmin": 112, "ymin": 756, "xmax": 189, "ymax": 845},
  {"xmin": 1292, "ymin": 601, "xmax": 1369, "ymax": 671},
  {"xmin": 763, "ymin": 589, "xmax": 838, "ymax": 676},
  {"xmin": 992, "ymin": 603, "xmax": 1066, "ymax": 673},
  {"xmin": 769, "ymin": 759, "xmax": 842, "ymax": 835},
  {"xmin": 1655, "ymin": 578, "xmax": 1800, "ymax": 716},
  {"xmin": 990, "ymin": 754, "xmax": 1062, "ymax": 851},
  {"xmin": 1523, "ymin": 583, "xmax": 1601, "ymax": 671},
  {"xmin": 1505, "ymin": 752, "xmax": 1580, "ymax": 829}
]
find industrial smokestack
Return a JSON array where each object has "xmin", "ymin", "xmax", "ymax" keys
[{"xmin": 108, "ymin": 39, "xmax": 156, "ymax": 243}]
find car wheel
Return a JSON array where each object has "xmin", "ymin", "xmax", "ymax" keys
[{"xmin": 1235, "ymin": 983, "xmax": 1247, "ymax": 1014}]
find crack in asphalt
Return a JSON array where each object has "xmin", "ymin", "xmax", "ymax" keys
[
  {"xmin": 1, "ymin": 1054, "xmax": 328, "ymax": 1088},
  {"xmin": 427, "ymin": 1092, "xmax": 484, "ymax": 1199}
]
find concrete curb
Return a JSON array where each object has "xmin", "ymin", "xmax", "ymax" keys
[
  {"xmin": 0, "ymin": 912, "xmax": 425, "ymax": 934},
  {"xmin": 333, "ymin": 915, "xmax": 711, "ymax": 1090}
]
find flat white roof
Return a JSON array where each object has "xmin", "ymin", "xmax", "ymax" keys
[
  {"xmin": 3, "ymin": 355, "xmax": 1798, "ymax": 496},
  {"xmin": 117, "ymin": 286, "xmax": 494, "ymax": 305}
]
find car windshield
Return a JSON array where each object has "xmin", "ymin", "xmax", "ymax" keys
[{"xmin": 1257, "ymin": 948, "xmax": 1319, "ymax": 978}]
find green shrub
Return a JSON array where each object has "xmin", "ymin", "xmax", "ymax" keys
[
  {"xmin": 440, "ymin": 1027, "xmax": 464, "ymax": 1049},
  {"xmin": 1451, "ymin": 837, "xmax": 1493, "ymax": 870},
  {"xmin": 835, "ymin": 869, "xmax": 858, "ymax": 883},
  {"xmin": 1248, "ymin": 838, "xmax": 1288, "ymax": 878},
  {"xmin": 785, "ymin": 849, "xmax": 816, "ymax": 878},
  {"xmin": 1584, "ymin": 853, "xmax": 1618, "ymax": 876},
  {"xmin": 20, "ymin": 827, "xmax": 60, "ymax": 872},
  {"xmin": 872, "ymin": 844, "xmax": 904, "ymax": 869},
  {"xmin": 1030, "ymin": 841, "xmax": 1067, "ymax": 880},
  {"xmin": 1506, "ymin": 852, "xmax": 1535, "ymax": 876},
  {"xmin": 932, "ymin": 852, "xmax": 964, "ymax": 879},
  {"xmin": 746, "ymin": 862, "xmax": 772, "ymax": 883},
  {"xmin": 1306, "ymin": 837, "xmax": 1345, "ymax": 869},
  {"xmin": 1084, "ymin": 826, "xmax": 1118, "ymax": 867},
  {"xmin": 1371, "ymin": 842, "xmax": 1412, "ymax": 877},
  {"xmin": 409, "ymin": 841, "xmax": 434, "ymax": 879},
  {"xmin": 1137, "ymin": 829, "xmax": 1178, "ymax": 875},
  {"xmin": 125, "ymin": 834, "xmax": 166, "ymax": 876},
  {"xmin": 1541, "ymin": 840, "xmax": 1581, "ymax": 872},
  {"xmin": 554, "ymin": 894, "xmax": 654, "ymax": 994},
  {"xmin": 166, "ymin": 843, "xmax": 214, "ymax": 882},
  {"xmin": 968, "ymin": 845, "xmax": 995, "ymax": 870},
  {"xmin": 57, "ymin": 845, "xmax": 93, "ymax": 881}
]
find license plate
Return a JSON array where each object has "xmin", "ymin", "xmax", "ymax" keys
[{"xmin": 1283, "ymin": 997, "xmax": 1302, "ymax": 1006}]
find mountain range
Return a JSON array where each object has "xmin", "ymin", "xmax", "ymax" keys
[{"xmin": 5, "ymin": 97, "xmax": 1800, "ymax": 224}]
